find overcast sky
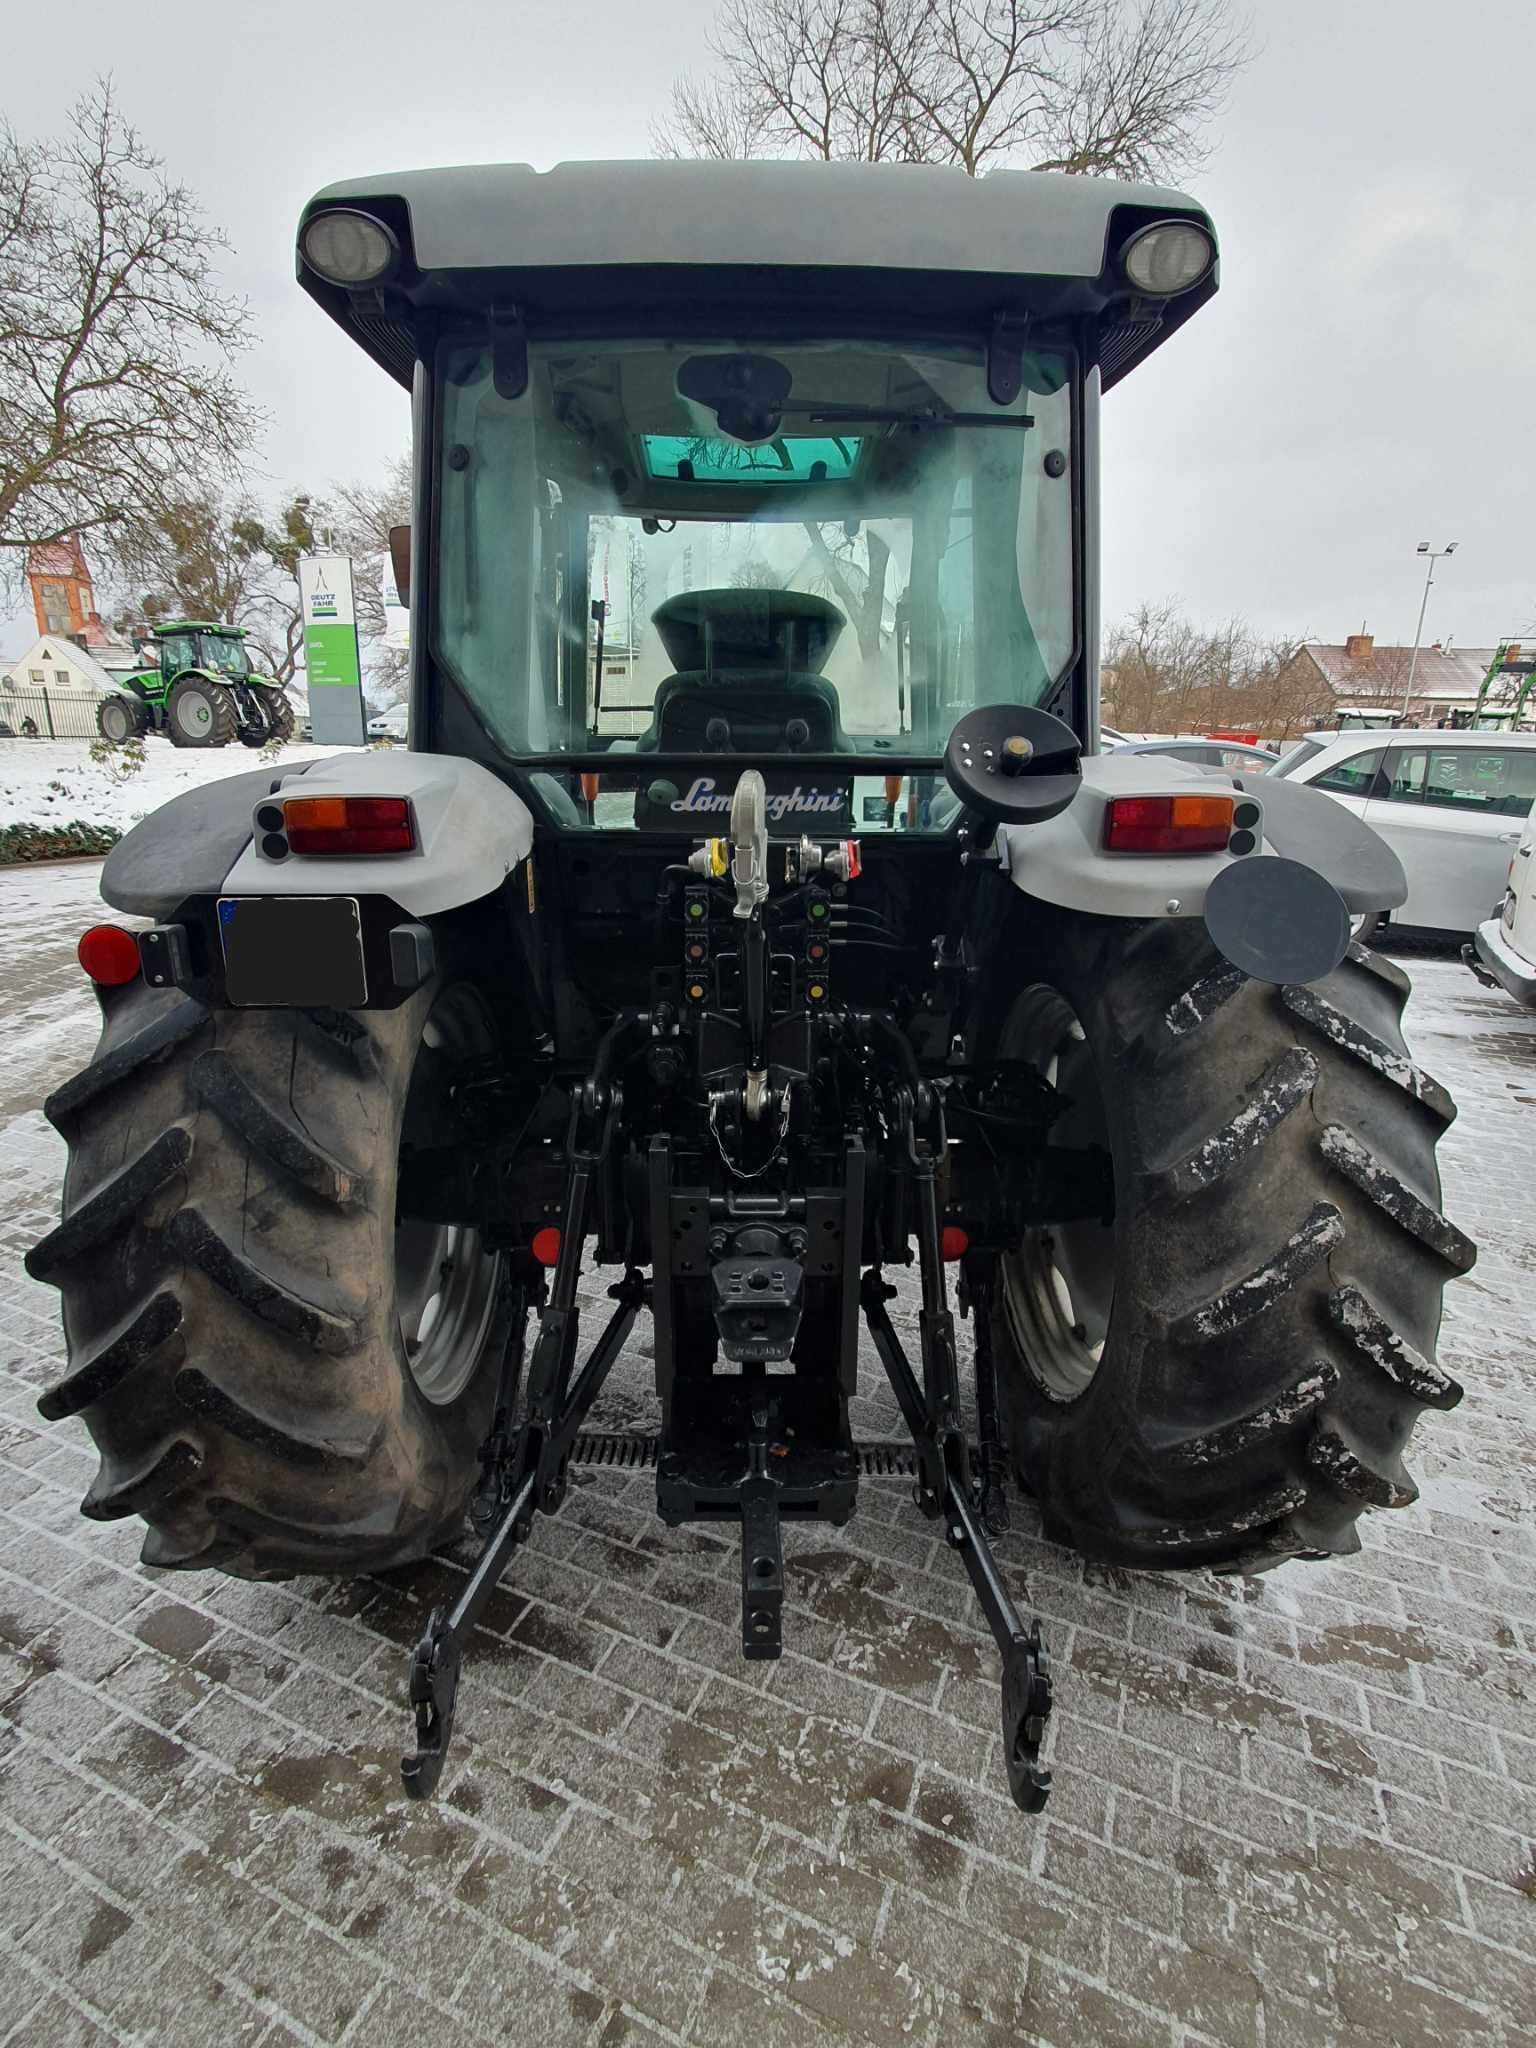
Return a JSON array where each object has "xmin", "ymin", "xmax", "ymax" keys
[{"xmin": 5, "ymin": 0, "xmax": 1532, "ymax": 658}]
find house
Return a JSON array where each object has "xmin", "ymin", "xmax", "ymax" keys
[
  {"xmin": 4, "ymin": 537, "xmax": 143, "ymax": 694},
  {"xmin": 0, "ymin": 635, "xmax": 144, "ymax": 739},
  {"xmin": 1273, "ymin": 632, "xmax": 1507, "ymax": 727},
  {"xmin": 0, "ymin": 635, "xmax": 139, "ymax": 699}
]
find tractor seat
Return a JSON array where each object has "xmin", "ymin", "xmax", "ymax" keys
[
  {"xmin": 636, "ymin": 669, "xmax": 850, "ymax": 754},
  {"xmin": 636, "ymin": 585, "xmax": 852, "ymax": 753}
]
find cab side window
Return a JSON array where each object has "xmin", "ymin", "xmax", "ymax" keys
[
  {"xmin": 1386, "ymin": 747, "xmax": 1536, "ymax": 818},
  {"xmin": 157, "ymin": 634, "xmax": 197, "ymax": 676},
  {"xmin": 1313, "ymin": 748, "xmax": 1385, "ymax": 799}
]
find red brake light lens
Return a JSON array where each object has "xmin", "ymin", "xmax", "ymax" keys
[
  {"xmin": 78, "ymin": 924, "xmax": 142, "ymax": 986},
  {"xmin": 282, "ymin": 796, "xmax": 415, "ymax": 855},
  {"xmin": 1103, "ymin": 794, "xmax": 1234, "ymax": 854}
]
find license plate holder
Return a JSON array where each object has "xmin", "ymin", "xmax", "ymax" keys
[{"xmin": 217, "ymin": 896, "xmax": 367, "ymax": 1008}]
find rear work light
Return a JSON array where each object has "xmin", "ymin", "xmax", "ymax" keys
[
  {"xmin": 1103, "ymin": 794, "xmax": 1235, "ymax": 854},
  {"xmin": 281, "ymin": 796, "xmax": 415, "ymax": 856},
  {"xmin": 78, "ymin": 924, "xmax": 142, "ymax": 986}
]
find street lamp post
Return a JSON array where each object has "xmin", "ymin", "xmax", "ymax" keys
[{"xmin": 1402, "ymin": 542, "xmax": 1458, "ymax": 722}]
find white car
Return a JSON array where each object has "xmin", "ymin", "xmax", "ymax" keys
[
  {"xmin": 1270, "ymin": 727, "xmax": 1536, "ymax": 936},
  {"xmin": 366, "ymin": 706, "xmax": 409, "ymax": 741},
  {"xmin": 1468, "ymin": 804, "xmax": 1536, "ymax": 1007}
]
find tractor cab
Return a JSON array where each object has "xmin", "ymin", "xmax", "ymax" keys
[
  {"xmin": 135, "ymin": 622, "xmax": 254, "ymax": 695},
  {"xmin": 297, "ymin": 162, "xmax": 1220, "ymax": 833}
]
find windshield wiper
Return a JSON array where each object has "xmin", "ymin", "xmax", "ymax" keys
[{"xmin": 774, "ymin": 401, "xmax": 1034, "ymax": 431}]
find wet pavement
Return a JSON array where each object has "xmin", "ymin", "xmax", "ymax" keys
[{"xmin": 1, "ymin": 861, "xmax": 1533, "ymax": 2048}]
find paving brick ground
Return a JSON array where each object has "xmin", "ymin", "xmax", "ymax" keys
[{"xmin": 1, "ymin": 860, "xmax": 1533, "ymax": 2048}]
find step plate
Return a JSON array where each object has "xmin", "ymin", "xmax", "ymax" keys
[{"xmin": 568, "ymin": 1432, "xmax": 932, "ymax": 1479}]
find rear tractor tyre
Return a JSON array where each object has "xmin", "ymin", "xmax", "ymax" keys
[
  {"xmin": 980, "ymin": 904, "xmax": 1471, "ymax": 1573},
  {"xmin": 27, "ymin": 978, "xmax": 518, "ymax": 1577},
  {"xmin": 166, "ymin": 676, "xmax": 237, "ymax": 748}
]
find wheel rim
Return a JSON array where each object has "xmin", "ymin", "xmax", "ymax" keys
[
  {"xmin": 174, "ymin": 689, "xmax": 213, "ymax": 738},
  {"xmin": 395, "ymin": 988, "xmax": 502, "ymax": 1405},
  {"xmin": 102, "ymin": 703, "xmax": 129, "ymax": 739},
  {"xmin": 999, "ymin": 986, "xmax": 1115, "ymax": 1404}
]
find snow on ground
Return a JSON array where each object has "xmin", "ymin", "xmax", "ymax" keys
[{"xmin": 0, "ymin": 736, "xmax": 351, "ymax": 834}]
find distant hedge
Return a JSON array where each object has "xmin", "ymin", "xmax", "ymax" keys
[{"xmin": 0, "ymin": 821, "xmax": 122, "ymax": 865}]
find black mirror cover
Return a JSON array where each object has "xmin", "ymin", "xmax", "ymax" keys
[{"xmin": 943, "ymin": 705, "xmax": 1082, "ymax": 825}]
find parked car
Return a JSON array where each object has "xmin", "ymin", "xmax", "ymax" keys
[
  {"xmin": 366, "ymin": 706, "xmax": 409, "ymax": 741},
  {"xmin": 1270, "ymin": 728, "xmax": 1536, "ymax": 936},
  {"xmin": 1118, "ymin": 736, "xmax": 1278, "ymax": 774},
  {"xmin": 1466, "ymin": 803, "xmax": 1536, "ymax": 1007}
]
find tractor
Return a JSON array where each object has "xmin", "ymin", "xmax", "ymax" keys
[
  {"xmin": 96, "ymin": 620, "xmax": 295, "ymax": 748},
  {"xmin": 31, "ymin": 161, "xmax": 1472, "ymax": 1817}
]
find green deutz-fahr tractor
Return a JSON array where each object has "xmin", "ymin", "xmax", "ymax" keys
[
  {"xmin": 31, "ymin": 163, "xmax": 1473, "ymax": 1819},
  {"xmin": 97, "ymin": 620, "xmax": 296, "ymax": 748}
]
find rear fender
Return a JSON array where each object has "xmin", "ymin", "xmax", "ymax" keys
[
  {"xmin": 223, "ymin": 751, "xmax": 533, "ymax": 914},
  {"xmin": 999, "ymin": 752, "xmax": 1406, "ymax": 919},
  {"xmin": 104, "ymin": 751, "xmax": 533, "ymax": 920}
]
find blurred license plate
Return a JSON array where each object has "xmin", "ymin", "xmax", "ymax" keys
[{"xmin": 218, "ymin": 896, "xmax": 366, "ymax": 1008}]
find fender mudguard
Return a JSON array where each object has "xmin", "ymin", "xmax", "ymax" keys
[
  {"xmin": 103, "ymin": 751, "xmax": 533, "ymax": 920},
  {"xmin": 998, "ymin": 751, "xmax": 1406, "ymax": 920}
]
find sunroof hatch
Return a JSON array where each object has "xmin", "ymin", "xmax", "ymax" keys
[{"xmin": 639, "ymin": 434, "xmax": 862, "ymax": 485}]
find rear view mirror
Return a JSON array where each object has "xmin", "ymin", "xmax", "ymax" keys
[{"xmin": 388, "ymin": 525, "xmax": 411, "ymax": 607}]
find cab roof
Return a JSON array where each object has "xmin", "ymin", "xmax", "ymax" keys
[
  {"xmin": 297, "ymin": 159, "xmax": 1217, "ymax": 392},
  {"xmin": 155, "ymin": 621, "xmax": 240, "ymax": 636}
]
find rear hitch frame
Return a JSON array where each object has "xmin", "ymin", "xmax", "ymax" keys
[{"xmin": 400, "ymin": 1032, "xmax": 1053, "ymax": 1817}]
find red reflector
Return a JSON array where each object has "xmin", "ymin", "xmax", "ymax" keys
[
  {"xmin": 283, "ymin": 795, "xmax": 415, "ymax": 855},
  {"xmin": 78, "ymin": 925, "xmax": 141, "ymax": 986},
  {"xmin": 941, "ymin": 1226, "xmax": 969, "ymax": 1262},
  {"xmin": 1103, "ymin": 794, "xmax": 1233, "ymax": 854},
  {"xmin": 531, "ymin": 1226, "xmax": 562, "ymax": 1268}
]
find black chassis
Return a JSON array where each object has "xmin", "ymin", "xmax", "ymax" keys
[{"xmin": 380, "ymin": 818, "xmax": 1108, "ymax": 1815}]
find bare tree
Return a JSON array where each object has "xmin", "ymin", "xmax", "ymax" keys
[
  {"xmin": 0, "ymin": 83, "xmax": 261, "ymax": 583},
  {"xmin": 1103, "ymin": 602, "xmax": 1319, "ymax": 739},
  {"xmin": 801, "ymin": 522, "xmax": 891, "ymax": 667},
  {"xmin": 112, "ymin": 491, "xmax": 323, "ymax": 686},
  {"xmin": 655, "ymin": 0, "xmax": 1249, "ymax": 180}
]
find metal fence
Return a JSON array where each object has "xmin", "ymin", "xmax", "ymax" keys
[{"xmin": 0, "ymin": 688, "xmax": 104, "ymax": 740}]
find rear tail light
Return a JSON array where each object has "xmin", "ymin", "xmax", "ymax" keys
[
  {"xmin": 78, "ymin": 925, "xmax": 141, "ymax": 985},
  {"xmin": 1103, "ymin": 794, "xmax": 1234, "ymax": 854},
  {"xmin": 282, "ymin": 796, "xmax": 415, "ymax": 855}
]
